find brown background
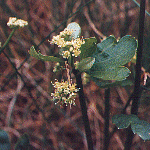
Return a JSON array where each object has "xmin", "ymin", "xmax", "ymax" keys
[{"xmin": 0, "ymin": 0, "xmax": 150, "ymax": 149}]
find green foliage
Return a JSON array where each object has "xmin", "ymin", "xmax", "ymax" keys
[
  {"xmin": 29, "ymin": 23, "xmax": 137, "ymax": 87},
  {"xmin": 96, "ymin": 35, "xmax": 136, "ymax": 68},
  {"xmin": 80, "ymin": 37, "xmax": 97, "ymax": 59},
  {"xmin": 29, "ymin": 24, "xmax": 137, "ymax": 82},
  {"xmin": 77, "ymin": 57, "xmax": 95, "ymax": 72},
  {"xmin": 15, "ymin": 133, "xmax": 30, "ymax": 150},
  {"xmin": 29, "ymin": 46, "xmax": 64, "ymax": 63},
  {"xmin": 88, "ymin": 35, "xmax": 137, "ymax": 81},
  {"xmin": 0, "ymin": 130, "xmax": 10, "ymax": 150},
  {"xmin": 112, "ymin": 114, "xmax": 150, "ymax": 141}
]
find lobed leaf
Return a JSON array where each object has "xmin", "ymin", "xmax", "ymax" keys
[
  {"xmin": 94, "ymin": 35, "xmax": 137, "ymax": 68},
  {"xmin": 89, "ymin": 35, "xmax": 137, "ymax": 81},
  {"xmin": 112, "ymin": 114, "xmax": 150, "ymax": 141}
]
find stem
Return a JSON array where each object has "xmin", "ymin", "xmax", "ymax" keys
[
  {"xmin": 125, "ymin": 0, "xmax": 145, "ymax": 149},
  {"xmin": 0, "ymin": 27, "xmax": 17, "ymax": 54},
  {"xmin": 72, "ymin": 69, "xmax": 93, "ymax": 150},
  {"xmin": 131, "ymin": 0, "xmax": 145, "ymax": 115},
  {"xmin": 103, "ymin": 88, "xmax": 110, "ymax": 150}
]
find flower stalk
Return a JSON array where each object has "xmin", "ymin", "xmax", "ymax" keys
[
  {"xmin": 0, "ymin": 17, "xmax": 28, "ymax": 54},
  {"xmin": 0, "ymin": 28, "xmax": 17, "ymax": 54}
]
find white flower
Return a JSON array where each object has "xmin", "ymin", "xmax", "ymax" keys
[
  {"xmin": 49, "ymin": 25, "xmax": 85, "ymax": 59},
  {"xmin": 7, "ymin": 17, "xmax": 28, "ymax": 28},
  {"xmin": 51, "ymin": 80, "xmax": 79, "ymax": 107}
]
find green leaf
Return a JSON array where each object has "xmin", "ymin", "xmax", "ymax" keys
[
  {"xmin": 112, "ymin": 114, "xmax": 139, "ymax": 129},
  {"xmin": 80, "ymin": 37, "xmax": 97, "ymax": 59},
  {"xmin": 131, "ymin": 120, "xmax": 150, "ymax": 141},
  {"xmin": 94, "ymin": 35, "xmax": 137, "ymax": 68},
  {"xmin": 113, "ymin": 114, "xmax": 150, "ymax": 141},
  {"xmin": 15, "ymin": 133, "xmax": 30, "ymax": 150},
  {"xmin": 89, "ymin": 66, "xmax": 131, "ymax": 81},
  {"xmin": 77, "ymin": 57, "xmax": 95, "ymax": 72},
  {"xmin": 29, "ymin": 46, "xmax": 64, "ymax": 63},
  {"xmin": 67, "ymin": 22, "xmax": 81, "ymax": 39},
  {"xmin": 0, "ymin": 130, "xmax": 10, "ymax": 150},
  {"xmin": 89, "ymin": 35, "xmax": 137, "ymax": 81},
  {"xmin": 112, "ymin": 114, "xmax": 131, "ymax": 129}
]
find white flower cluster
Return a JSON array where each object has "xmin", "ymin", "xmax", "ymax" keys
[
  {"xmin": 7, "ymin": 17, "xmax": 28, "ymax": 28},
  {"xmin": 50, "ymin": 28, "xmax": 85, "ymax": 59},
  {"xmin": 51, "ymin": 80, "xmax": 79, "ymax": 107}
]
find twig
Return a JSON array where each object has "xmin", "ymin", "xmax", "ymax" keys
[
  {"xmin": 6, "ymin": 77, "xmax": 24, "ymax": 126},
  {"xmin": 132, "ymin": 0, "xmax": 145, "ymax": 118},
  {"xmin": 125, "ymin": 0, "xmax": 146, "ymax": 149},
  {"xmin": 132, "ymin": 0, "xmax": 150, "ymax": 16},
  {"xmin": 83, "ymin": 6, "xmax": 106, "ymax": 39}
]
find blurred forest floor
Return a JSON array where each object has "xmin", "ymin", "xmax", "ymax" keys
[{"xmin": 0, "ymin": 0, "xmax": 150, "ymax": 149}]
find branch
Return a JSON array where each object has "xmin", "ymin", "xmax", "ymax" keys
[{"xmin": 125, "ymin": 0, "xmax": 146, "ymax": 149}]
